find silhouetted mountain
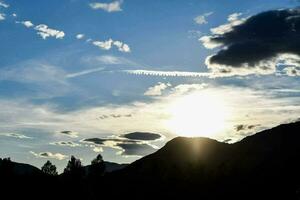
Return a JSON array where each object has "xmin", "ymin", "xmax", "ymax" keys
[
  {"xmin": 2, "ymin": 121, "xmax": 300, "ymax": 199},
  {"xmin": 102, "ymin": 121, "xmax": 300, "ymax": 199},
  {"xmin": 0, "ymin": 159, "xmax": 42, "ymax": 176}
]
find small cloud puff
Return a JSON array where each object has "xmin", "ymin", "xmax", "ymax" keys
[
  {"xmin": 30, "ymin": 151, "xmax": 68, "ymax": 160},
  {"xmin": 89, "ymin": 0, "xmax": 123, "ymax": 12}
]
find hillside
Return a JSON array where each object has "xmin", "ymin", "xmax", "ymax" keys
[{"xmin": 1, "ymin": 121, "xmax": 300, "ymax": 199}]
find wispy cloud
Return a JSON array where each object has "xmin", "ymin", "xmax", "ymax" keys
[
  {"xmin": 30, "ymin": 151, "xmax": 68, "ymax": 160},
  {"xmin": 66, "ymin": 67, "xmax": 105, "ymax": 78},
  {"xmin": 194, "ymin": 12, "xmax": 213, "ymax": 25},
  {"xmin": 89, "ymin": 0, "xmax": 123, "ymax": 12},
  {"xmin": 0, "ymin": 1, "xmax": 9, "ymax": 8},
  {"xmin": 0, "ymin": 133, "xmax": 32, "ymax": 139}
]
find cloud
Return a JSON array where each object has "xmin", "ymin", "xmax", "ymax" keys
[
  {"xmin": 144, "ymin": 82, "xmax": 171, "ymax": 96},
  {"xmin": 200, "ymin": 9, "xmax": 300, "ymax": 76},
  {"xmin": 235, "ymin": 124, "xmax": 260, "ymax": 132},
  {"xmin": 18, "ymin": 20, "xmax": 34, "ymax": 28},
  {"xmin": 89, "ymin": 0, "xmax": 123, "ymax": 12},
  {"xmin": 0, "ymin": 133, "xmax": 32, "ymax": 139},
  {"xmin": 98, "ymin": 113, "xmax": 132, "ymax": 120},
  {"xmin": 60, "ymin": 131, "xmax": 79, "ymax": 138},
  {"xmin": 92, "ymin": 146, "xmax": 103, "ymax": 152},
  {"xmin": 81, "ymin": 55, "xmax": 138, "ymax": 66},
  {"xmin": 0, "ymin": 13, "xmax": 5, "ymax": 21},
  {"xmin": 0, "ymin": 62, "xmax": 67, "ymax": 84},
  {"xmin": 117, "ymin": 143, "xmax": 156, "ymax": 156},
  {"xmin": 66, "ymin": 67, "xmax": 105, "ymax": 78},
  {"xmin": 30, "ymin": 151, "xmax": 68, "ymax": 160},
  {"xmin": 194, "ymin": 12, "xmax": 213, "ymax": 25},
  {"xmin": 83, "ymin": 132, "xmax": 162, "ymax": 156},
  {"xmin": 76, "ymin": 34, "xmax": 84, "ymax": 39},
  {"xmin": 284, "ymin": 66, "xmax": 300, "ymax": 76},
  {"xmin": 50, "ymin": 141, "xmax": 81, "ymax": 147},
  {"xmin": 122, "ymin": 132, "xmax": 162, "ymax": 141},
  {"xmin": 0, "ymin": 1, "xmax": 9, "ymax": 8},
  {"xmin": 123, "ymin": 69, "xmax": 212, "ymax": 78},
  {"xmin": 92, "ymin": 39, "xmax": 130, "ymax": 52},
  {"xmin": 34, "ymin": 24, "xmax": 65, "ymax": 39}
]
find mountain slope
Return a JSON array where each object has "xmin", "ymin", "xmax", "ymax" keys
[{"xmin": 103, "ymin": 121, "xmax": 300, "ymax": 199}]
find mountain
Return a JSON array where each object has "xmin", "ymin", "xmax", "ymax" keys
[
  {"xmin": 101, "ymin": 121, "xmax": 300, "ymax": 199},
  {"xmin": 1, "ymin": 121, "xmax": 300, "ymax": 199},
  {"xmin": 0, "ymin": 159, "xmax": 42, "ymax": 176}
]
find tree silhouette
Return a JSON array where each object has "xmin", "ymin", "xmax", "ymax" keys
[
  {"xmin": 64, "ymin": 156, "xmax": 84, "ymax": 178},
  {"xmin": 89, "ymin": 154, "xmax": 105, "ymax": 178},
  {"xmin": 41, "ymin": 160, "xmax": 58, "ymax": 176},
  {"xmin": 0, "ymin": 157, "xmax": 13, "ymax": 177}
]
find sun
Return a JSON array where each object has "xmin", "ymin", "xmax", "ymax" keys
[{"xmin": 164, "ymin": 91, "xmax": 231, "ymax": 138}]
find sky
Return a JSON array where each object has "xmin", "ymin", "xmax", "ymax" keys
[{"xmin": 1, "ymin": 0, "xmax": 300, "ymax": 172}]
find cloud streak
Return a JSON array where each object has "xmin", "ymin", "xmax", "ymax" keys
[{"xmin": 0, "ymin": 133, "xmax": 32, "ymax": 139}]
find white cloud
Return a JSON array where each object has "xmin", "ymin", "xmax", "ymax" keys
[
  {"xmin": 76, "ymin": 34, "xmax": 85, "ymax": 39},
  {"xmin": 113, "ymin": 40, "xmax": 131, "ymax": 52},
  {"xmin": 30, "ymin": 151, "xmax": 68, "ymax": 160},
  {"xmin": 34, "ymin": 24, "xmax": 65, "ymax": 39},
  {"xmin": 228, "ymin": 12, "xmax": 243, "ymax": 22},
  {"xmin": 93, "ymin": 146, "xmax": 103, "ymax": 152},
  {"xmin": 194, "ymin": 12, "xmax": 213, "ymax": 25},
  {"xmin": 89, "ymin": 0, "xmax": 123, "ymax": 12},
  {"xmin": 0, "ymin": 13, "xmax": 5, "ymax": 21},
  {"xmin": 12, "ymin": 13, "xmax": 17, "ymax": 17},
  {"xmin": 93, "ymin": 39, "xmax": 114, "ymax": 50},
  {"xmin": 144, "ymin": 82, "xmax": 171, "ymax": 96},
  {"xmin": 0, "ymin": 133, "xmax": 32, "ymax": 139},
  {"xmin": 92, "ymin": 38, "xmax": 131, "ymax": 52},
  {"xmin": 0, "ymin": 1, "xmax": 9, "ymax": 8},
  {"xmin": 20, "ymin": 20, "xmax": 34, "ymax": 28},
  {"xmin": 199, "ymin": 12, "xmax": 246, "ymax": 49}
]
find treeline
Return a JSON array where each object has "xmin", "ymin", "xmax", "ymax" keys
[{"xmin": 0, "ymin": 154, "xmax": 106, "ymax": 178}]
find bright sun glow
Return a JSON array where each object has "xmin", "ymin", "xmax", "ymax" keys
[{"xmin": 165, "ymin": 91, "xmax": 231, "ymax": 138}]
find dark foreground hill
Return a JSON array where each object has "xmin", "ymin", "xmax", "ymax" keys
[{"xmin": 1, "ymin": 121, "xmax": 300, "ymax": 199}]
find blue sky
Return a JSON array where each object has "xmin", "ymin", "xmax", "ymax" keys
[{"xmin": 1, "ymin": 0, "xmax": 300, "ymax": 172}]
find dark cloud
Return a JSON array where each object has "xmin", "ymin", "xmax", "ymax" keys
[
  {"xmin": 122, "ymin": 132, "xmax": 161, "ymax": 141},
  {"xmin": 202, "ymin": 8, "xmax": 300, "ymax": 76},
  {"xmin": 83, "ymin": 132, "xmax": 164, "ymax": 156},
  {"xmin": 98, "ymin": 114, "xmax": 132, "ymax": 120},
  {"xmin": 50, "ymin": 141, "xmax": 81, "ymax": 147},
  {"xmin": 117, "ymin": 143, "xmax": 156, "ymax": 156},
  {"xmin": 60, "ymin": 131, "xmax": 78, "ymax": 138},
  {"xmin": 235, "ymin": 124, "xmax": 260, "ymax": 132}
]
